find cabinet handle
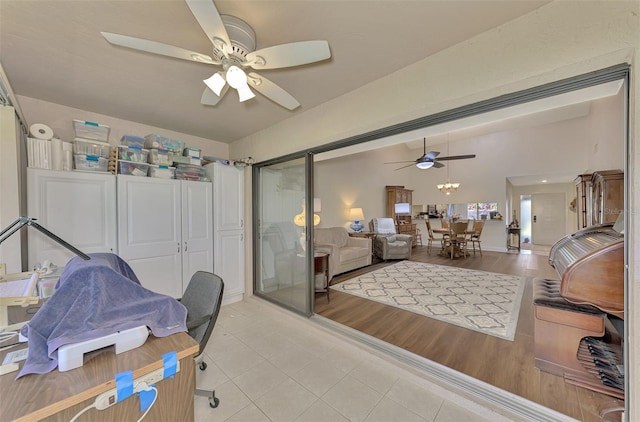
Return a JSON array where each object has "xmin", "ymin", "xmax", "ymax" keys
[
  {"xmin": 184, "ymin": 242, "xmax": 188, "ymax": 252},
  {"xmin": 241, "ymin": 233, "xmax": 244, "ymax": 241},
  {"xmin": 177, "ymin": 242, "xmax": 180, "ymax": 253},
  {"xmin": 241, "ymin": 219, "xmax": 244, "ymax": 228}
]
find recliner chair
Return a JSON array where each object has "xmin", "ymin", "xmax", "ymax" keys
[{"xmin": 369, "ymin": 218, "xmax": 413, "ymax": 261}]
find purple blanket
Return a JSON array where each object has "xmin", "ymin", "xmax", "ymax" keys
[{"xmin": 17, "ymin": 253, "xmax": 187, "ymax": 378}]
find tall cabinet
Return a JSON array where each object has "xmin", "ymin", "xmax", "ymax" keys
[
  {"xmin": 27, "ymin": 168, "xmax": 117, "ymax": 269},
  {"xmin": 591, "ymin": 170, "xmax": 624, "ymax": 226},
  {"xmin": 205, "ymin": 162, "xmax": 245, "ymax": 304},
  {"xmin": 573, "ymin": 173, "xmax": 593, "ymax": 230},
  {"xmin": 117, "ymin": 175, "xmax": 213, "ymax": 298},
  {"xmin": 385, "ymin": 185, "xmax": 417, "ymax": 247}
]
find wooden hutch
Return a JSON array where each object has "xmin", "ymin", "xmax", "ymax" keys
[
  {"xmin": 385, "ymin": 186, "xmax": 417, "ymax": 247},
  {"xmin": 574, "ymin": 170, "xmax": 623, "ymax": 229}
]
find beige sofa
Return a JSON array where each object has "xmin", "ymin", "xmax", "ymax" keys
[{"xmin": 314, "ymin": 227, "xmax": 371, "ymax": 281}]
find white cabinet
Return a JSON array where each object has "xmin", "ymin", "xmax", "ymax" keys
[
  {"xmin": 205, "ymin": 163, "xmax": 244, "ymax": 304},
  {"xmin": 27, "ymin": 168, "xmax": 117, "ymax": 269},
  {"xmin": 117, "ymin": 175, "xmax": 213, "ymax": 298}
]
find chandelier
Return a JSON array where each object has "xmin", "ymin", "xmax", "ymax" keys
[{"xmin": 437, "ymin": 139, "xmax": 460, "ymax": 195}]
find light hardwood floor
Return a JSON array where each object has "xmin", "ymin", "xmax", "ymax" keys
[{"xmin": 315, "ymin": 245, "xmax": 623, "ymax": 421}]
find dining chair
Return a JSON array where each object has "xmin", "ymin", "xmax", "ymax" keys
[
  {"xmin": 425, "ymin": 220, "xmax": 445, "ymax": 255},
  {"xmin": 445, "ymin": 221, "xmax": 469, "ymax": 259},
  {"xmin": 441, "ymin": 219, "xmax": 450, "ymax": 229},
  {"xmin": 470, "ymin": 220, "xmax": 485, "ymax": 256}
]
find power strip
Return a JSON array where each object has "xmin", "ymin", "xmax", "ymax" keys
[{"xmin": 94, "ymin": 361, "xmax": 180, "ymax": 410}]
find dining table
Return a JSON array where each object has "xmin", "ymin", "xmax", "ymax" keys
[{"xmin": 433, "ymin": 226, "xmax": 476, "ymax": 258}]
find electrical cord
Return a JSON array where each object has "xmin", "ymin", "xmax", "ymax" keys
[
  {"xmin": 68, "ymin": 403, "xmax": 96, "ymax": 422},
  {"xmin": 135, "ymin": 383, "xmax": 158, "ymax": 422}
]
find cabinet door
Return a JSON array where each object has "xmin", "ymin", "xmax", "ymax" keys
[
  {"xmin": 213, "ymin": 164, "xmax": 244, "ymax": 231},
  {"xmin": 214, "ymin": 230, "xmax": 244, "ymax": 302},
  {"xmin": 27, "ymin": 168, "xmax": 116, "ymax": 268},
  {"xmin": 181, "ymin": 180, "xmax": 214, "ymax": 291},
  {"xmin": 117, "ymin": 176, "xmax": 182, "ymax": 298}
]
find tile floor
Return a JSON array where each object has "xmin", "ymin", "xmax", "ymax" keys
[{"xmin": 193, "ymin": 297, "xmax": 520, "ymax": 422}]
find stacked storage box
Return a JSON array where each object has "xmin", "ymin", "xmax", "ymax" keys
[
  {"xmin": 72, "ymin": 120, "xmax": 112, "ymax": 172},
  {"xmin": 118, "ymin": 135, "xmax": 149, "ymax": 176}
]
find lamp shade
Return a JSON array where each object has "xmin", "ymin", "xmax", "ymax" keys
[
  {"xmin": 349, "ymin": 207, "xmax": 364, "ymax": 221},
  {"xmin": 394, "ymin": 203, "xmax": 411, "ymax": 214},
  {"xmin": 203, "ymin": 72, "xmax": 226, "ymax": 96},
  {"xmin": 313, "ymin": 198, "xmax": 322, "ymax": 213}
]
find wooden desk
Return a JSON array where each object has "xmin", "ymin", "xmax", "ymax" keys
[{"xmin": 0, "ymin": 332, "xmax": 198, "ymax": 422}]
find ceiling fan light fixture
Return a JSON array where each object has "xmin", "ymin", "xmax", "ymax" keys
[
  {"xmin": 416, "ymin": 161, "xmax": 434, "ymax": 169},
  {"xmin": 236, "ymin": 85, "xmax": 255, "ymax": 102},
  {"xmin": 226, "ymin": 65, "xmax": 248, "ymax": 89},
  {"xmin": 203, "ymin": 72, "xmax": 226, "ymax": 96}
]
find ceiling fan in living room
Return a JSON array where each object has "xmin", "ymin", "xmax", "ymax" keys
[
  {"xmin": 100, "ymin": 0, "xmax": 331, "ymax": 110},
  {"xmin": 385, "ymin": 138, "xmax": 476, "ymax": 170}
]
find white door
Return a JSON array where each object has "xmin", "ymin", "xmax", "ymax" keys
[
  {"xmin": 117, "ymin": 176, "xmax": 182, "ymax": 297},
  {"xmin": 214, "ymin": 230, "xmax": 244, "ymax": 302},
  {"xmin": 181, "ymin": 180, "xmax": 214, "ymax": 291},
  {"xmin": 27, "ymin": 168, "xmax": 117, "ymax": 268},
  {"xmin": 531, "ymin": 192, "xmax": 566, "ymax": 246},
  {"xmin": 212, "ymin": 164, "xmax": 244, "ymax": 231}
]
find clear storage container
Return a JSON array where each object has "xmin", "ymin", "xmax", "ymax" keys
[
  {"xmin": 74, "ymin": 154, "xmax": 108, "ymax": 172},
  {"xmin": 148, "ymin": 165, "xmax": 176, "ymax": 179},
  {"xmin": 118, "ymin": 145, "xmax": 149, "ymax": 163},
  {"xmin": 183, "ymin": 147, "xmax": 202, "ymax": 158},
  {"xmin": 73, "ymin": 139, "xmax": 112, "ymax": 158},
  {"xmin": 73, "ymin": 119, "xmax": 110, "ymax": 142},
  {"xmin": 118, "ymin": 160, "xmax": 149, "ymax": 177},
  {"xmin": 120, "ymin": 135, "xmax": 145, "ymax": 148},
  {"xmin": 144, "ymin": 134, "xmax": 184, "ymax": 153},
  {"xmin": 148, "ymin": 148, "xmax": 173, "ymax": 165}
]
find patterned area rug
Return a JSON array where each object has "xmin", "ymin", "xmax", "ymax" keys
[{"xmin": 330, "ymin": 261, "xmax": 526, "ymax": 341}]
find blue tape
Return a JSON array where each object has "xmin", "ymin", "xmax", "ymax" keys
[
  {"xmin": 85, "ymin": 121, "xmax": 99, "ymax": 127},
  {"xmin": 162, "ymin": 351, "xmax": 177, "ymax": 379},
  {"xmin": 115, "ymin": 370, "xmax": 134, "ymax": 402},
  {"xmin": 138, "ymin": 387, "xmax": 156, "ymax": 412}
]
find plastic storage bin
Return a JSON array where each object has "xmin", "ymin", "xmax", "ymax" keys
[
  {"xmin": 175, "ymin": 163, "xmax": 206, "ymax": 181},
  {"xmin": 148, "ymin": 165, "xmax": 176, "ymax": 179},
  {"xmin": 148, "ymin": 148, "xmax": 173, "ymax": 165},
  {"xmin": 73, "ymin": 139, "xmax": 112, "ymax": 158},
  {"xmin": 74, "ymin": 154, "xmax": 108, "ymax": 172},
  {"xmin": 118, "ymin": 145, "xmax": 149, "ymax": 163},
  {"xmin": 183, "ymin": 147, "xmax": 202, "ymax": 158},
  {"xmin": 144, "ymin": 134, "xmax": 184, "ymax": 153},
  {"xmin": 73, "ymin": 119, "xmax": 110, "ymax": 142},
  {"xmin": 120, "ymin": 135, "xmax": 145, "ymax": 148},
  {"xmin": 118, "ymin": 160, "xmax": 149, "ymax": 177}
]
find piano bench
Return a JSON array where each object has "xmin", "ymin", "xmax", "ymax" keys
[{"xmin": 533, "ymin": 278, "xmax": 607, "ymax": 376}]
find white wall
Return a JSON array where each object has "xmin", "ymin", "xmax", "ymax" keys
[
  {"xmin": 232, "ymin": 1, "xmax": 639, "ymax": 417},
  {"xmin": 16, "ymin": 96, "xmax": 229, "ymax": 158}
]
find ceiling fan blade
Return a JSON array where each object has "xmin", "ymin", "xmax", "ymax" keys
[
  {"xmin": 101, "ymin": 32, "xmax": 218, "ymax": 64},
  {"xmin": 384, "ymin": 160, "xmax": 415, "ymax": 164},
  {"xmin": 433, "ymin": 161, "xmax": 445, "ymax": 168},
  {"xmin": 436, "ymin": 154, "xmax": 477, "ymax": 161},
  {"xmin": 394, "ymin": 163, "xmax": 417, "ymax": 171},
  {"xmin": 246, "ymin": 72, "xmax": 300, "ymax": 110},
  {"xmin": 246, "ymin": 41, "xmax": 331, "ymax": 70},
  {"xmin": 201, "ymin": 85, "xmax": 228, "ymax": 106},
  {"xmin": 425, "ymin": 151, "xmax": 440, "ymax": 160},
  {"xmin": 185, "ymin": 0, "xmax": 232, "ymax": 56}
]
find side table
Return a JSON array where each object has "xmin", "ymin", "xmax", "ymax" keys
[
  {"xmin": 507, "ymin": 227, "xmax": 521, "ymax": 251},
  {"xmin": 314, "ymin": 252, "xmax": 330, "ymax": 302},
  {"xmin": 348, "ymin": 231, "xmax": 376, "ymax": 257}
]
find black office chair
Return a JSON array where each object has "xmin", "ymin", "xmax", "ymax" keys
[{"xmin": 180, "ymin": 271, "xmax": 224, "ymax": 409}]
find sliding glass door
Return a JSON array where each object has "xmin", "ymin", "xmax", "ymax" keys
[{"xmin": 253, "ymin": 155, "xmax": 314, "ymax": 315}]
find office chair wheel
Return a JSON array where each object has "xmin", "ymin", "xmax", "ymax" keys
[
  {"xmin": 199, "ymin": 361, "xmax": 207, "ymax": 371},
  {"xmin": 209, "ymin": 395, "xmax": 220, "ymax": 408}
]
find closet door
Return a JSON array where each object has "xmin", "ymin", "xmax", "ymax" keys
[
  {"xmin": 27, "ymin": 168, "xmax": 116, "ymax": 269},
  {"xmin": 117, "ymin": 175, "xmax": 182, "ymax": 297},
  {"xmin": 181, "ymin": 180, "xmax": 214, "ymax": 291}
]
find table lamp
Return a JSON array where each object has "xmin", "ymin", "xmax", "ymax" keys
[{"xmin": 349, "ymin": 207, "xmax": 365, "ymax": 232}]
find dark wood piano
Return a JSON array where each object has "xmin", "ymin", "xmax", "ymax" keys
[{"xmin": 533, "ymin": 222, "xmax": 624, "ymax": 400}]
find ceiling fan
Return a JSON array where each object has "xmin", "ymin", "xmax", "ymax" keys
[
  {"xmin": 100, "ymin": 0, "xmax": 331, "ymax": 110},
  {"xmin": 385, "ymin": 138, "xmax": 476, "ymax": 170}
]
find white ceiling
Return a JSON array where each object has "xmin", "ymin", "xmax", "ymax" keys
[{"xmin": 0, "ymin": 0, "xmax": 550, "ymax": 144}]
